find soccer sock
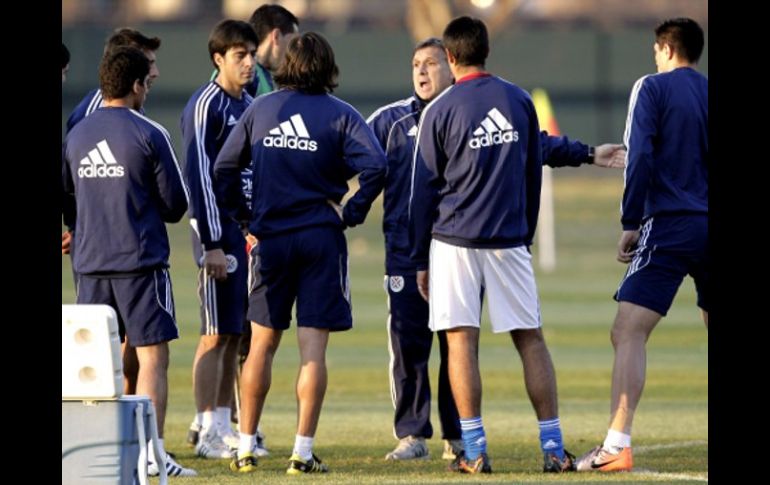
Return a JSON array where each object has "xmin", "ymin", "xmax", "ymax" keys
[
  {"xmin": 201, "ymin": 410, "xmax": 216, "ymax": 436},
  {"xmin": 460, "ymin": 417, "xmax": 486, "ymax": 461},
  {"xmin": 238, "ymin": 433, "xmax": 256, "ymax": 458},
  {"xmin": 195, "ymin": 412, "xmax": 203, "ymax": 427},
  {"xmin": 216, "ymin": 406, "xmax": 232, "ymax": 433},
  {"xmin": 148, "ymin": 438, "xmax": 166, "ymax": 463},
  {"xmin": 602, "ymin": 429, "xmax": 631, "ymax": 454},
  {"xmin": 293, "ymin": 435, "xmax": 315, "ymax": 462},
  {"xmin": 538, "ymin": 417, "xmax": 565, "ymax": 460}
]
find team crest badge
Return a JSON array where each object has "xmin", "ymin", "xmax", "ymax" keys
[
  {"xmin": 389, "ymin": 276, "xmax": 404, "ymax": 293},
  {"xmin": 226, "ymin": 254, "xmax": 238, "ymax": 273}
]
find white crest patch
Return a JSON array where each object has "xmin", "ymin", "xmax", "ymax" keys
[
  {"xmin": 226, "ymin": 254, "xmax": 238, "ymax": 273},
  {"xmin": 389, "ymin": 276, "xmax": 404, "ymax": 293}
]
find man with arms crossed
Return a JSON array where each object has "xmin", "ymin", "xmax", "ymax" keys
[{"xmin": 62, "ymin": 46, "xmax": 195, "ymax": 477}]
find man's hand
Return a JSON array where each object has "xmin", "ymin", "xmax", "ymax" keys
[
  {"xmin": 594, "ymin": 144, "xmax": 626, "ymax": 168},
  {"xmin": 62, "ymin": 230, "xmax": 72, "ymax": 255},
  {"xmin": 204, "ymin": 248, "xmax": 228, "ymax": 281},
  {"xmin": 245, "ymin": 233, "xmax": 258, "ymax": 253},
  {"xmin": 617, "ymin": 229, "xmax": 640, "ymax": 263},
  {"xmin": 327, "ymin": 199, "xmax": 343, "ymax": 220},
  {"xmin": 417, "ymin": 270, "xmax": 429, "ymax": 302}
]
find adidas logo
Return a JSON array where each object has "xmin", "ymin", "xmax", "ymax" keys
[
  {"xmin": 263, "ymin": 114, "xmax": 318, "ymax": 152},
  {"xmin": 227, "ymin": 114, "xmax": 238, "ymax": 126},
  {"xmin": 468, "ymin": 108, "xmax": 519, "ymax": 150},
  {"xmin": 407, "ymin": 125, "xmax": 418, "ymax": 137},
  {"xmin": 77, "ymin": 140, "xmax": 125, "ymax": 178},
  {"xmin": 543, "ymin": 439, "xmax": 558, "ymax": 450}
]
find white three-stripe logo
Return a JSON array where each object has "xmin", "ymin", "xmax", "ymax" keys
[
  {"xmin": 473, "ymin": 108, "xmax": 513, "ymax": 135},
  {"xmin": 468, "ymin": 107, "xmax": 519, "ymax": 149},
  {"xmin": 263, "ymin": 113, "xmax": 318, "ymax": 152},
  {"xmin": 77, "ymin": 140, "xmax": 125, "ymax": 178}
]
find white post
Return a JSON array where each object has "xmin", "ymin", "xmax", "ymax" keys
[{"xmin": 537, "ymin": 166, "xmax": 556, "ymax": 272}]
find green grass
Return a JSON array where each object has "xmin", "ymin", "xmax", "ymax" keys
[{"xmin": 62, "ymin": 174, "xmax": 707, "ymax": 483}]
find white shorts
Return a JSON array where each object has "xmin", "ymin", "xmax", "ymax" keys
[{"xmin": 428, "ymin": 239, "xmax": 541, "ymax": 333}]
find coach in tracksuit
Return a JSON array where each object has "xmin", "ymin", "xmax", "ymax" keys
[
  {"xmin": 62, "ymin": 47, "xmax": 196, "ymax": 477},
  {"xmin": 409, "ymin": 17, "xmax": 579, "ymax": 474},
  {"xmin": 214, "ymin": 32, "xmax": 386, "ymax": 475},
  {"xmin": 371, "ymin": 37, "xmax": 626, "ymax": 463}
]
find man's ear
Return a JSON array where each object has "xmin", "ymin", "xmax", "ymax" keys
[
  {"xmin": 445, "ymin": 48, "xmax": 456, "ymax": 65},
  {"xmin": 270, "ymin": 27, "xmax": 281, "ymax": 45},
  {"xmin": 663, "ymin": 43, "xmax": 674, "ymax": 60},
  {"xmin": 213, "ymin": 52, "xmax": 225, "ymax": 69},
  {"xmin": 132, "ymin": 79, "xmax": 143, "ymax": 95}
]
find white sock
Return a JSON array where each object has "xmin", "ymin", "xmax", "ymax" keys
[
  {"xmin": 293, "ymin": 435, "xmax": 314, "ymax": 461},
  {"xmin": 216, "ymin": 406, "xmax": 232, "ymax": 433},
  {"xmin": 603, "ymin": 429, "xmax": 631, "ymax": 453},
  {"xmin": 148, "ymin": 438, "xmax": 166, "ymax": 463},
  {"xmin": 201, "ymin": 411, "xmax": 216, "ymax": 436},
  {"xmin": 238, "ymin": 433, "xmax": 256, "ymax": 458},
  {"xmin": 195, "ymin": 412, "xmax": 203, "ymax": 426}
]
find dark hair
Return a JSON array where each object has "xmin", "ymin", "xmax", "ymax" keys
[
  {"xmin": 62, "ymin": 43, "xmax": 70, "ymax": 69},
  {"xmin": 442, "ymin": 16, "xmax": 489, "ymax": 67},
  {"xmin": 249, "ymin": 4, "xmax": 299, "ymax": 45},
  {"xmin": 655, "ymin": 17, "xmax": 704, "ymax": 63},
  {"xmin": 208, "ymin": 19, "xmax": 259, "ymax": 69},
  {"xmin": 104, "ymin": 28, "xmax": 161, "ymax": 57},
  {"xmin": 274, "ymin": 32, "xmax": 338, "ymax": 94},
  {"xmin": 414, "ymin": 37, "xmax": 444, "ymax": 55},
  {"xmin": 99, "ymin": 46, "xmax": 150, "ymax": 100}
]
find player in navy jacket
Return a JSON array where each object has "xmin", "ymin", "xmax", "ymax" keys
[
  {"xmin": 408, "ymin": 17, "xmax": 579, "ymax": 474},
  {"xmin": 63, "ymin": 28, "xmax": 161, "ymax": 255},
  {"xmin": 179, "ymin": 19, "xmax": 258, "ymax": 460},
  {"xmin": 62, "ymin": 47, "xmax": 195, "ymax": 478},
  {"xmin": 369, "ymin": 38, "xmax": 625, "ymax": 462},
  {"xmin": 576, "ymin": 18, "xmax": 708, "ymax": 473},
  {"xmin": 215, "ymin": 32, "xmax": 386, "ymax": 475}
]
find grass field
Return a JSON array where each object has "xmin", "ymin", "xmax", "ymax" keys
[{"xmin": 61, "ymin": 174, "xmax": 708, "ymax": 484}]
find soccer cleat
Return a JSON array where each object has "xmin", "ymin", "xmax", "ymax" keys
[
  {"xmin": 186, "ymin": 420, "xmax": 201, "ymax": 447},
  {"xmin": 286, "ymin": 453, "xmax": 329, "ymax": 474},
  {"xmin": 255, "ymin": 426, "xmax": 269, "ymax": 457},
  {"xmin": 148, "ymin": 452, "xmax": 198, "ymax": 477},
  {"xmin": 543, "ymin": 448, "xmax": 576, "ymax": 472},
  {"xmin": 218, "ymin": 426, "xmax": 240, "ymax": 451},
  {"xmin": 385, "ymin": 436, "xmax": 429, "ymax": 460},
  {"xmin": 229, "ymin": 451, "xmax": 258, "ymax": 473},
  {"xmin": 575, "ymin": 445, "xmax": 633, "ymax": 472},
  {"xmin": 441, "ymin": 439, "xmax": 464, "ymax": 460},
  {"xmin": 195, "ymin": 429, "xmax": 234, "ymax": 459},
  {"xmin": 448, "ymin": 451, "xmax": 492, "ymax": 474}
]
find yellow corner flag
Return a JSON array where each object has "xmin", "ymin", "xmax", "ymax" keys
[{"xmin": 531, "ymin": 88, "xmax": 560, "ymax": 136}]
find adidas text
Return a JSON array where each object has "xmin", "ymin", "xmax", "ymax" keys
[
  {"xmin": 263, "ymin": 135, "xmax": 318, "ymax": 152},
  {"xmin": 469, "ymin": 130, "xmax": 519, "ymax": 149},
  {"xmin": 78, "ymin": 165, "xmax": 125, "ymax": 178}
]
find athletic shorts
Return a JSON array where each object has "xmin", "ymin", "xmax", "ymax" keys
[
  {"xmin": 76, "ymin": 268, "xmax": 179, "ymax": 346},
  {"xmin": 191, "ymin": 222, "xmax": 246, "ymax": 335},
  {"xmin": 615, "ymin": 214, "xmax": 708, "ymax": 315},
  {"xmin": 428, "ymin": 239, "xmax": 541, "ymax": 333},
  {"xmin": 247, "ymin": 225, "xmax": 352, "ymax": 331}
]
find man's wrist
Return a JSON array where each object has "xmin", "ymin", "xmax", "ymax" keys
[{"xmin": 587, "ymin": 145, "xmax": 595, "ymax": 164}]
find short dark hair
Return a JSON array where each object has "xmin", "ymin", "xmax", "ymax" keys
[
  {"xmin": 104, "ymin": 28, "xmax": 161, "ymax": 57},
  {"xmin": 414, "ymin": 37, "xmax": 444, "ymax": 55},
  {"xmin": 655, "ymin": 17, "xmax": 704, "ymax": 63},
  {"xmin": 249, "ymin": 4, "xmax": 299, "ymax": 45},
  {"xmin": 99, "ymin": 46, "xmax": 150, "ymax": 100},
  {"xmin": 208, "ymin": 19, "xmax": 259, "ymax": 69},
  {"xmin": 62, "ymin": 43, "xmax": 70, "ymax": 69},
  {"xmin": 443, "ymin": 16, "xmax": 489, "ymax": 67},
  {"xmin": 274, "ymin": 32, "xmax": 338, "ymax": 94}
]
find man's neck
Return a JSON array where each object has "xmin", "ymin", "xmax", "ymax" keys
[
  {"xmin": 102, "ymin": 97, "xmax": 135, "ymax": 109},
  {"xmin": 215, "ymin": 75, "xmax": 244, "ymax": 99},
  {"xmin": 451, "ymin": 64, "xmax": 485, "ymax": 79}
]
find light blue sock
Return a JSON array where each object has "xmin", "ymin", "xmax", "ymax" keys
[
  {"xmin": 460, "ymin": 417, "xmax": 486, "ymax": 461},
  {"xmin": 539, "ymin": 417, "xmax": 565, "ymax": 459}
]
